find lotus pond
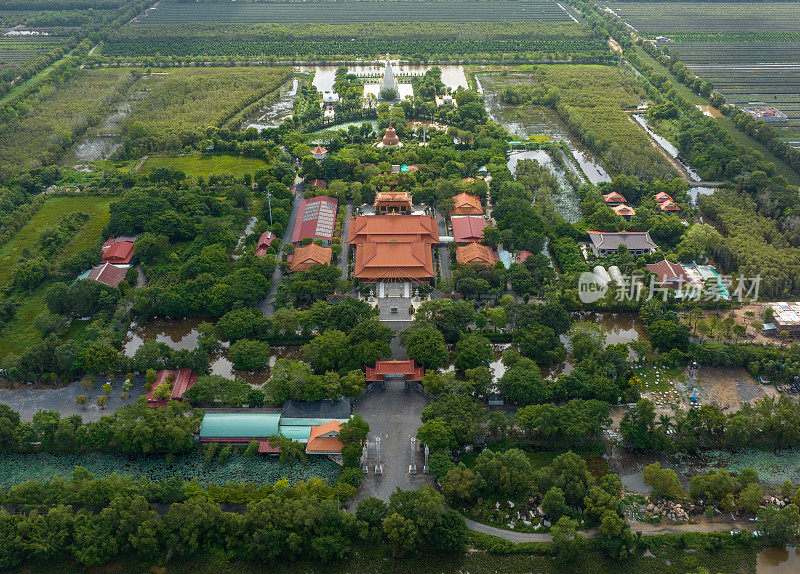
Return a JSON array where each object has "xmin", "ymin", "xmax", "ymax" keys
[{"xmin": 0, "ymin": 452, "xmax": 341, "ymax": 488}]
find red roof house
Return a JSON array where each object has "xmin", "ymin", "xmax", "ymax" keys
[
  {"xmin": 290, "ymin": 196, "xmax": 338, "ymax": 244},
  {"xmin": 305, "ymin": 421, "xmax": 344, "ymax": 455},
  {"xmin": 518, "ymin": 250, "xmax": 533, "ymax": 264},
  {"xmin": 101, "ymin": 236, "xmax": 138, "ymax": 250},
  {"xmin": 646, "ymin": 259, "xmax": 701, "ymax": 290},
  {"xmin": 612, "ymin": 204, "xmax": 636, "ymax": 218},
  {"xmin": 348, "ymin": 215, "xmax": 439, "ymax": 244},
  {"xmin": 450, "ymin": 192, "xmax": 484, "ymax": 216},
  {"xmin": 602, "ymin": 192, "xmax": 627, "ymax": 205},
  {"xmin": 374, "ymin": 192, "xmax": 413, "ymax": 213},
  {"xmin": 456, "ymin": 242, "xmax": 498, "ymax": 266},
  {"xmin": 366, "ymin": 360, "xmax": 425, "ymax": 382},
  {"xmin": 659, "ymin": 200, "xmax": 681, "ymax": 212},
  {"xmin": 353, "ymin": 242, "xmax": 434, "ymax": 281},
  {"xmin": 451, "ymin": 216, "xmax": 488, "ymax": 242},
  {"xmin": 655, "ymin": 192, "xmax": 674, "ymax": 203},
  {"xmin": 255, "ymin": 230, "xmax": 277, "ymax": 256},
  {"xmin": 312, "ymin": 145, "xmax": 327, "ymax": 160},
  {"xmin": 101, "ymin": 240, "xmax": 135, "ymax": 265},
  {"xmin": 146, "ymin": 368, "xmax": 197, "ymax": 407},
  {"xmin": 289, "ymin": 243, "xmax": 332, "ymax": 272},
  {"xmin": 87, "ymin": 263, "xmax": 128, "ymax": 288}
]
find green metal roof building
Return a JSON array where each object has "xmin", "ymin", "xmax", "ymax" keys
[
  {"xmin": 199, "ymin": 413, "xmax": 281, "ymax": 440},
  {"xmin": 198, "ymin": 413, "xmax": 351, "ymax": 444}
]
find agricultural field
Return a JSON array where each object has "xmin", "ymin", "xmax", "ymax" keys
[
  {"xmin": 140, "ymin": 154, "xmax": 271, "ymax": 177},
  {"xmin": 604, "ymin": 2, "xmax": 800, "ymax": 34},
  {"xmin": 0, "ymin": 36, "xmax": 65, "ymax": 68},
  {"xmin": 0, "ymin": 452, "xmax": 342, "ymax": 487},
  {"xmin": 103, "ymin": 21, "xmax": 607, "ymax": 61},
  {"xmin": 607, "ymin": 2, "xmax": 800, "ymax": 149},
  {"xmin": 0, "ymin": 68, "xmax": 136, "ymax": 180},
  {"xmin": 139, "ymin": 0, "xmax": 577, "ymax": 25},
  {"xmin": 121, "ymin": 67, "xmax": 290, "ymax": 154}
]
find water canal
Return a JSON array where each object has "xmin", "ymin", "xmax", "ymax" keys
[{"xmin": 245, "ymin": 76, "xmax": 301, "ymax": 131}]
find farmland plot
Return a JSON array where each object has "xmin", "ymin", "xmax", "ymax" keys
[
  {"xmin": 0, "ymin": 36, "xmax": 65, "ymax": 68},
  {"xmin": 140, "ymin": 0, "xmax": 576, "ymax": 24},
  {"xmin": 605, "ymin": 2, "xmax": 800, "ymax": 34}
]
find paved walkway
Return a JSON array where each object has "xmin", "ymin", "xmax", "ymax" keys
[
  {"xmin": 350, "ymin": 379, "xmax": 433, "ymax": 505},
  {"xmin": 338, "ymin": 203, "xmax": 352, "ymax": 278},
  {"xmin": 465, "ymin": 517, "xmax": 756, "ymax": 542},
  {"xmin": 0, "ymin": 376, "xmax": 148, "ymax": 422},
  {"xmin": 435, "ymin": 209, "xmax": 452, "ymax": 281},
  {"xmin": 258, "ymin": 179, "xmax": 304, "ymax": 316}
]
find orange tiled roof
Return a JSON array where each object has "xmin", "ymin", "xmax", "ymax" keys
[
  {"xmin": 306, "ymin": 421, "xmax": 343, "ymax": 454},
  {"xmin": 290, "ymin": 243, "xmax": 331, "ymax": 272},
  {"xmin": 456, "ymin": 242, "xmax": 498, "ymax": 266},
  {"xmin": 603, "ymin": 192, "xmax": 627, "ymax": 204},
  {"xmin": 374, "ymin": 192, "xmax": 413, "ymax": 207},
  {"xmin": 613, "ymin": 204, "xmax": 636, "ymax": 217},
  {"xmin": 655, "ymin": 192, "xmax": 674, "ymax": 203},
  {"xmin": 366, "ymin": 360, "xmax": 424, "ymax": 381},
  {"xmin": 348, "ymin": 215, "xmax": 439, "ymax": 244},
  {"xmin": 354, "ymin": 242, "xmax": 434, "ymax": 280},
  {"xmin": 659, "ymin": 200, "xmax": 681, "ymax": 211},
  {"xmin": 450, "ymin": 192, "xmax": 484, "ymax": 215}
]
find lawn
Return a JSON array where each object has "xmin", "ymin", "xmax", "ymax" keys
[
  {"xmin": 631, "ymin": 366, "xmax": 685, "ymax": 393},
  {"xmin": 141, "ymin": 155, "xmax": 271, "ymax": 177}
]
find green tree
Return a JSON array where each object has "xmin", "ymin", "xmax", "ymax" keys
[
  {"xmin": 453, "ymin": 332, "xmax": 492, "ymax": 371},
  {"xmin": 737, "ymin": 483, "xmax": 764, "ymax": 515},
  {"xmin": 441, "ymin": 463, "xmax": 477, "ymax": 504},
  {"xmin": 228, "ymin": 339, "xmax": 270, "ymax": 371},
  {"xmin": 383, "ymin": 513, "xmax": 419, "ymax": 557},
  {"xmin": 338, "ymin": 414, "xmax": 369, "ymax": 445},
  {"xmin": 598, "ymin": 510, "xmax": 635, "ymax": 559},
  {"xmin": 401, "ymin": 324, "xmax": 449, "ymax": 369},
  {"xmin": 758, "ymin": 504, "xmax": 800, "ymax": 546},
  {"xmin": 642, "ymin": 462, "xmax": 685, "ymax": 501},
  {"xmin": 551, "ymin": 516, "xmax": 585, "ymax": 563},
  {"xmin": 542, "ymin": 487, "xmax": 567, "ymax": 520}
]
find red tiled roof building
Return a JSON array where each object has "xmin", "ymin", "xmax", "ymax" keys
[
  {"xmin": 451, "ymin": 216, "xmax": 488, "ymax": 242},
  {"xmin": 291, "ymin": 196, "xmax": 338, "ymax": 244},
  {"xmin": 366, "ymin": 360, "xmax": 424, "ymax": 382},
  {"xmin": 255, "ymin": 231, "xmax": 277, "ymax": 256},
  {"xmin": 348, "ymin": 214, "xmax": 439, "ymax": 244},
  {"xmin": 353, "ymin": 242, "xmax": 434, "ymax": 281},
  {"xmin": 450, "ymin": 192, "xmax": 484, "ymax": 216},
  {"xmin": 87, "ymin": 263, "xmax": 128, "ymax": 288},
  {"xmin": 101, "ymin": 240, "xmax": 135, "ymax": 265},
  {"xmin": 456, "ymin": 242, "xmax": 498, "ymax": 266},
  {"xmin": 290, "ymin": 243, "xmax": 332, "ymax": 272},
  {"xmin": 146, "ymin": 368, "xmax": 197, "ymax": 408}
]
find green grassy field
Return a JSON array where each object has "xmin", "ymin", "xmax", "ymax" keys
[
  {"xmin": 0, "ymin": 196, "xmax": 113, "ymax": 287},
  {"xmin": 141, "ymin": 155, "xmax": 270, "ymax": 177},
  {"xmin": 0, "ymin": 196, "xmax": 114, "ymax": 358}
]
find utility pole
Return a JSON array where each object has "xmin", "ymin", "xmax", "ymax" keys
[{"xmin": 266, "ymin": 189, "xmax": 273, "ymax": 226}]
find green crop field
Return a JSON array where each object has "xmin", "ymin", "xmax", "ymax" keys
[
  {"xmin": 138, "ymin": 0, "xmax": 576, "ymax": 24},
  {"xmin": 606, "ymin": 2, "xmax": 800, "ymax": 34},
  {"xmin": 607, "ymin": 3, "xmax": 800, "ymax": 150},
  {"xmin": 141, "ymin": 155, "xmax": 271, "ymax": 177},
  {"xmin": 0, "ymin": 36, "xmax": 65, "ymax": 67}
]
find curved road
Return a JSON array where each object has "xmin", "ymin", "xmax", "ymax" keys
[{"xmin": 465, "ymin": 518, "xmax": 756, "ymax": 542}]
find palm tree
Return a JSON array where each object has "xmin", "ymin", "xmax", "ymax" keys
[{"xmin": 658, "ymin": 414, "xmax": 673, "ymax": 434}]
